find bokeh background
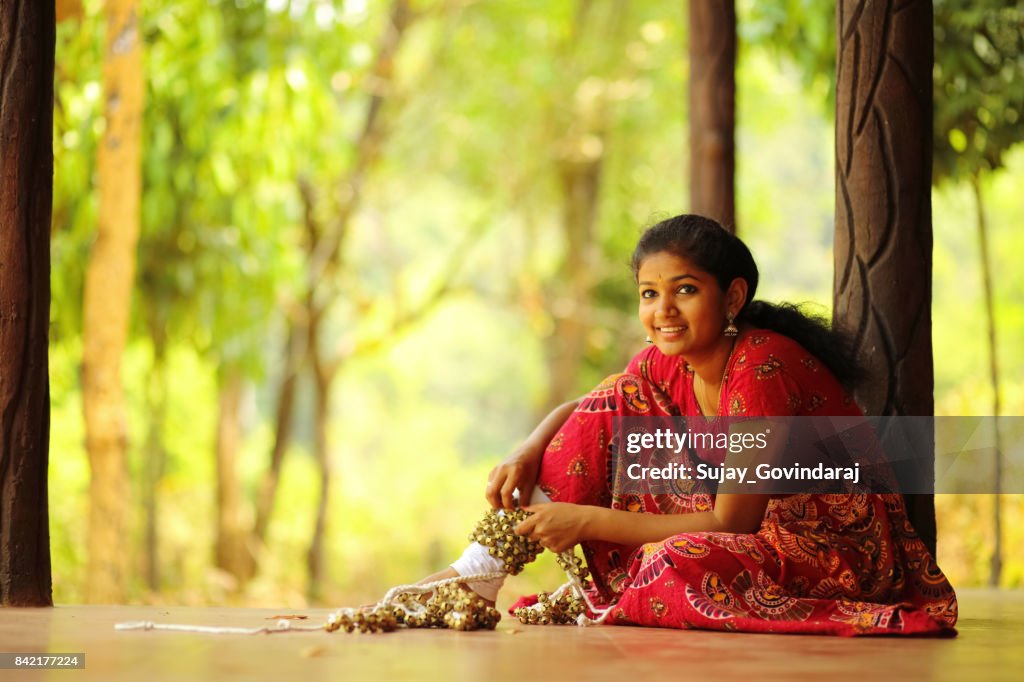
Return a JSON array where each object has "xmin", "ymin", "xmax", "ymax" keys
[{"xmin": 49, "ymin": 0, "xmax": 1024, "ymax": 607}]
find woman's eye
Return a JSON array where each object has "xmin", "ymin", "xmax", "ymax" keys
[
  {"xmin": 678, "ymin": 284, "xmax": 697, "ymax": 295},
  {"xmin": 640, "ymin": 289, "xmax": 656, "ymax": 299}
]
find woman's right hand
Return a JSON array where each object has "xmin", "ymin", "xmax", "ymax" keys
[
  {"xmin": 486, "ymin": 398, "xmax": 578, "ymax": 510},
  {"xmin": 486, "ymin": 445, "xmax": 543, "ymax": 510}
]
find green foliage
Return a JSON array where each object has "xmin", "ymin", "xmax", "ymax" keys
[
  {"xmin": 385, "ymin": 0, "xmax": 693, "ymax": 389},
  {"xmin": 139, "ymin": 1, "xmax": 310, "ymax": 375},
  {"xmin": 51, "ymin": 4, "xmax": 104, "ymax": 341},
  {"xmin": 933, "ymin": 0, "xmax": 1024, "ymax": 183},
  {"xmin": 932, "ymin": 148, "xmax": 1024, "ymax": 400},
  {"xmin": 742, "ymin": 0, "xmax": 1024, "ymax": 186},
  {"xmin": 739, "ymin": 0, "xmax": 835, "ymax": 107}
]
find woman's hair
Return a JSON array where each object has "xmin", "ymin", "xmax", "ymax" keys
[{"xmin": 631, "ymin": 214, "xmax": 863, "ymax": 389}]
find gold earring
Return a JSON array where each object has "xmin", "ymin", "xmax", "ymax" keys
[
  {"xmin": 723, "ymin": 313, "xmax": 738, "ymax": 337},
  {"xmin": 645, "ymin": 336, "xmax": 653, "ymax": 344}
]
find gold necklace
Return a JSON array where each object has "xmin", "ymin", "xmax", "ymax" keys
[{"xmin": 693, "ymin": 338, "xmax": 737, "ymax": 416}]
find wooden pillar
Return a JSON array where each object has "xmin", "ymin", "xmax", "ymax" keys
[
  {"xmin": 0, "ymin": 0, "xmax": 55, "ymax": 606},
  {"xmin": 833, "ymin": 0, "xmax": 936, "ymax": 553},
  {"xmin": 688, "ymin": 0, "xmax": 736, "ymax": 232}
]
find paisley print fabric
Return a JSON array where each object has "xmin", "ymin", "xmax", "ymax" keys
[{"xmin": 520, "ymin": 329, "xmax": 957, "ymax": 636}]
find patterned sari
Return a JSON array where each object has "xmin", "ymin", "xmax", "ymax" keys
[{"xmin": 517, "ymin": 329, "xmax": 958, "ymax": 636}]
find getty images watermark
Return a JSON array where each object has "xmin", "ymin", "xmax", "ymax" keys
[
  {"xmin": 622, "ymin": 425, "xmax": 860, "ymax": 485},
  {"xmin": 612, "ymin": 416, "xmax": 1024, "ymax": 495}
]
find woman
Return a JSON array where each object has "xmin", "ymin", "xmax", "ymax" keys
[{"xmin": 434, "ymin": 214, "xmax": 957, "ymax": 636}]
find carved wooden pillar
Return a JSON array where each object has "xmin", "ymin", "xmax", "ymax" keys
[{"xmin": 833, "ymin": 0, "xmax": 936, "ymax": 553}]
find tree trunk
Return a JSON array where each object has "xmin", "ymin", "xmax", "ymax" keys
[
  {"xmin": 291, "ymin": 2, "xmax": 413, "ymax": 599},
  {"xmin": 141, "ymin": 335, "xmax": 168, "ymax": 591},
  {"xmin": 254, "ymin": 0, "xmax": 411, "ymax": 569},
  {"xmin": 833, "ymin": 0, "xmax": 936, "ymax": 554},
  {"xmin": 83, "ymin": 0, "xmax": 144, "ymax": 604},
  {"xmin": 972, "ymin": 174, "xmax": 1002, "ymax": 587},
  {"xmin": 306, "ymin": 348, "xmax": 333, "ymax": 604},
  {"xmin": 537, "ymin": 0, "xmax": 618, "ymax": 412},
  {"xmin": 0, "ymin": 0, "xmax": 55, "ymax": 607},
  {"xmin": 543, "ymin": 156, "xmax": 603, "ymax": 410},
  {"xmin": 688, "ymin": 0, "xmax": 736, "ymax": 231},
  {"xmin": 214, "ymin": 369, "xmax": 256, "ymax": 585},
  {"xmin": 253, "ymin": 321, "xmax": 303, "ymax": 545},
  {"xmin": 56, "ymin": 0, "xmax": 83, "ymax": 23}
]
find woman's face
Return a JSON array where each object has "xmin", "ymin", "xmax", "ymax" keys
[{"xmin": 636, "ymin": 251, "xmax": 740, "ymax": 358}]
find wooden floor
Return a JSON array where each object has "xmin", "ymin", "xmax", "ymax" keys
[{"xmin": 1, "ymin": 589, "xmax": 1021, "ymax": 681}]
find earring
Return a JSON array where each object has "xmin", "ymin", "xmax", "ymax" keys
[
  {"xmin": 723, "ymin": 313, "xmax": 738, "ymax": 337},
  {"xmin": 645, "ymin": 336, "xmax": 653, "ymax": 344}
]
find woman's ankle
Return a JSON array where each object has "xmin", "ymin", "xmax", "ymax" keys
[
  {"xmin": 417, "ymin": 566, "xmax": 459, "ymax": 585},
  {"xmin": 417, "ymin": 565, "xmax": 496, "ymax": 606}
]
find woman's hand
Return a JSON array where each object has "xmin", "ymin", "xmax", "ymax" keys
[
  {"xmin": 514, "ymin": 503, "xmax": 593, "ymax": 553},
  {"xmin": 486, "ymin": 446, "xmax": 542, "ymax": 510},
  {"xmin": 487, "ymin": 399, "xmax": 580, "ymax": 509}
]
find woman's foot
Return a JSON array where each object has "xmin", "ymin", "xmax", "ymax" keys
[
  {"xmin": 417, "ymin": 566, "xmax": 496, "ymax": 607},
  {"xmin": 416, "ymin": 566, "xmax": 459, "ymax": 586}
]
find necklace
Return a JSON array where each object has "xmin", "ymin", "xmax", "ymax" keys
[{"xmin": 693, "ymin": 337, "xmax": 738, "ymax": 417}]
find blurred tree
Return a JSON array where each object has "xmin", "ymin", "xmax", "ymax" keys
[
  {"xmin": 933, "ymin": 1, "xmax": 1024, "ymax": 184},
  {"xmin": 689, "ymin": 0, "xmax": 736, "ymax": 230},
  {"xmin": 394, "ymin": 1, "xmax": 686, "ymax": 411},
  {"xmin": 56, "ymin": 0, "xmax": 83, "ymax": 23},
  {"xmin": 110, "ymin": 0, "xmax": 477, "ymax": 599},
  {"xmin": 215, "ymin": 369, "xmax": 253, "ymax": 583},
  {"xmin": 441, "ymin": 0, "xmax": 667, "ymax": 412},
  {"xmin": 742, "ymin": 0, "xmax": 1024, "ymax": 183},
  {"xmin": 932, "ymin": 0, "xmax": 1024, "ymax": 585},
  {"xmin": 263, "ymin": 0, "xmax": 417, "ymax": 602},
  {"xmin": 272, "ymin": 0, "xmax": 497, "ymax": 601},
  {"xmin": 131, "ymin": 0, "xmax": 312, "ymax": 590},
  {"xmin": 832, "ymin": 0, "xmax": 937, "ymax": 553},
  {"xmin": 82, "ymin": 0, "xmax": 144, "ymax": 603},
  {"xmin": 740, "ymin": 0, "xmax": 835, "ymax": 107},
  {"xmin": 140, "ymin": 317, "xmax": 167, "ymax": 591},
  {"xmin": 132, "ymin": 0, "xmax": 287, "ymax": 589},
  {"xmin": 542, "ymin": 0, "xmax": 625, "ymax": 411},
  {"xmin": 0, "ymin": 0, "xmax": 54, "ymax": 608}
]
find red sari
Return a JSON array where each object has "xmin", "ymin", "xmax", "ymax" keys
[{"xmin": 522, "ymin": 329, "xmax": 958, "ymax": 636}]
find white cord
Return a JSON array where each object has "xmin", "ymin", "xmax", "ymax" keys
[
  {"xmin": 557, "ymin": 550, "xmax": 613, "ymax": 626},
  {"xmin": 114, "ymin": 619, "xmax": 322, "ymax": 635},
  {"xmin": 113, "ymin": 571, "xmax": 507, "ymax": 636}
]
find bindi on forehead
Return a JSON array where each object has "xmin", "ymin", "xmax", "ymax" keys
[{"xmin": 637, "ymin": 273, "xmax": 701, "ymax": 286}]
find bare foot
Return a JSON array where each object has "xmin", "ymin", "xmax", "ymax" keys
[{"xmin": 359, "ymin": 568, "xmax": 465, "ymax": 608}]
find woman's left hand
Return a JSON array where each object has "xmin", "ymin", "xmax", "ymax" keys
[{"xmin": 515, "ymin": 503, "xmax": 594, "ymax": 553}]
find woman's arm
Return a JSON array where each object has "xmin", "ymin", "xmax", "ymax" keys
[
  {"xmin": 518, "ymin": 494, "xmax": 771, "ymax": 553},
  {"xmin": 486, "ymin": 399, "xmax": 580, "ymax": 509},
  {"xmin": 589, "ymin": 493, "xmax": 771, "ymax": 545}
]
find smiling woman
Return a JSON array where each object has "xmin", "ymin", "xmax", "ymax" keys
[
  {"xmin": 636, "ymin": 249, "xmax": 746, "ymax": 416},
  {"xmin": 420, "ymin": 214, "xmax": 958, "ymax": 636},
  {"xmin": 638, "ymin": 251, "xmax": 743, "ymax": 369}
]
